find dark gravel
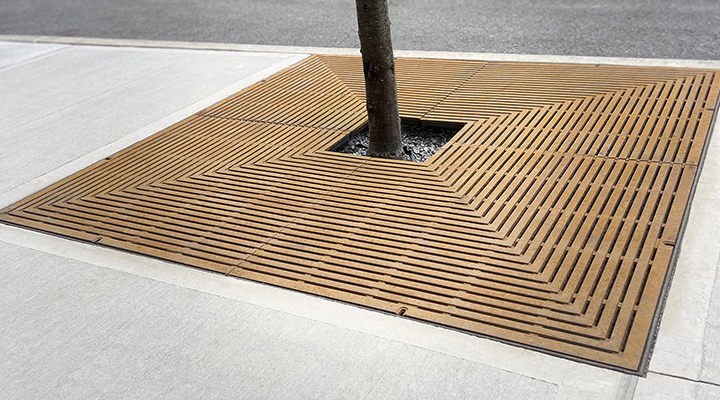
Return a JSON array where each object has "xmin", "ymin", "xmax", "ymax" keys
[{"xmin": 335, "ymin": 124, "xmax": 460, "ymax": 162}]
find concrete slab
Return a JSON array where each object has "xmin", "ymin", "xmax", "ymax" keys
[
  {"xmin": 363, "ymin": 344, "xmax": 557, "ymax": 400},
  {"xmin": 0, "ymin": 240, "xmax": 69, "ymax": 290},
  {"xmin": 5, "ymin": 35, "xmax": 720, "ymax": 70},
  {"xmin": 1, "ymin": 255, "xmax": 209, "ymax": 399},
  {"xmin": 0, "ymin": 238, "xmax": 559, "ymax": 399},
  {"xmin": 700, "ymin": 249, "xmax": 720, "ymax": 385},
  {"xmin": 634, "ymin": 373, "xmax": 720, "ymax": 400},
  {"xmin": 113, "ymin": 312, "xmax": 398, "ymax": 400},
  {"xmin": 0, "ymin": 223, "xmax": 628, "ymax": 400},
  {"xmin": 696, "ymin": 156, "xmax": 720, "ymax": 201},
  {"xmin": 0, "ymin": 44, "xmax": 306, "ymax": 195},
  {"xmin": 0, "ymin": 41, "xmax": 68, "ymax": 69},
  {"xmin": 648, "ymin": 116, "xmax": 720, "ymax": 381}
]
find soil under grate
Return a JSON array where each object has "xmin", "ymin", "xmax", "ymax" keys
[
  {"xmin": 334, "ymin": 123, "xmax": 461, "ymax": 162},
  {"xmin": 2, "ymin": 55, "xmax": 718, "ymax": 373}
]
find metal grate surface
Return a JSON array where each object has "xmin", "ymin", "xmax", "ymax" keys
[{"xmin": 2, "ymin": 56, "xmax": 718, "ymax": 372}]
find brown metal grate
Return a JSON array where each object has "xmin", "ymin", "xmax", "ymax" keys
[{"xmin": 2, "ymin": 55, "xmax": 718, "ymax": 372}]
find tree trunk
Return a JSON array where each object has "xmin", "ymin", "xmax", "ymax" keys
[{"xmin": 355, "ymin": 0, "xmax": 405, "ymax": 160}]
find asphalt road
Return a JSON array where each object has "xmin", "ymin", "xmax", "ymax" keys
[{"xmin": 1, "ymin": 0, "xmax": 718, "ymax": 60}]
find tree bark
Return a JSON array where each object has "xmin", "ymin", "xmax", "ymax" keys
[{"xmin": 355, "ymin": 0, "xmax": 405, "ymax": 160}]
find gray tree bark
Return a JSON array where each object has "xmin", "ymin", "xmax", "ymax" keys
[{"xmin": 355, "ymin": 0, "xmax": 405, "ymax": 160}]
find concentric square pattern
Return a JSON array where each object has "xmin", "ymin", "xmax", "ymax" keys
[{"xmin": 3, "ymin": 55, "xmax": 719, "ymax": 372}]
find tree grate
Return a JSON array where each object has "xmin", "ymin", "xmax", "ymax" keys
[{"xmin": 2, "ymin": 55, "xmax": 718, "ymax": 373}]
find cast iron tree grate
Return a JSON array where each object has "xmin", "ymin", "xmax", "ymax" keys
[{"xmin": 1, "ymin": 55, "xmax": 718, "ymax": 373}]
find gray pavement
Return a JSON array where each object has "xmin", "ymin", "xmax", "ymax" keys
[
  {"xmin": 0, "ymin": 240, "xmax": 557, "ymax": 399},
  {"xmin": 2, "ymin": 39, "xmax": 720, "ymax": 399},
  {"xmin": 0, "ymin": 43, "xmax": 297, "ymax": 194},
  {"xmin": 0, "ymin": 0, "xmax": 718, "ymax": 60}
]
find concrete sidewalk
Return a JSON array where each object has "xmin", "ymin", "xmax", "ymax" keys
[{"xmin": 1, "ymin": 37, "xmax": 720, "ymax": 399}]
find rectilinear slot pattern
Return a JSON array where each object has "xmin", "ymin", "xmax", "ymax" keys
[{"xmin": 2, "ymin": 55, "xmax": 718, "ymax": 373}]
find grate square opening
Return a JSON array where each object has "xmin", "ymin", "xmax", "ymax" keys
[{"xmin": 331, "ymin": 118, "xmax": 465, "ymax": 162}]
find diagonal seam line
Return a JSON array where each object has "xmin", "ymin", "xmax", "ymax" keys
[
  {"xmin": 226, "ymin": 156, "xmax": 373, "ymax": 276},
  {"xmin": 649, "ymin": 371, "xmax": 720, "ymax": 389},
  {"xmin": 0, "ymin": 44, "xmax": 72, "ymax": 73},
  {"xmin": 317, "ymin": 54, "xmax": 369, "ymax": 108},
  {"xmin": 420, "ymin": 62, "xmax": 489, "ymax": 121},
  {"xmin": 316, "ymin": 54, "xmax": 368, "ymax": 106},
  {"xmin": 420, "ymin": 66, "xmax": 706, "ymax": 124},
  {"xmin": 102, "ymin": 296, "xmax": 216, "ymax": 400}
]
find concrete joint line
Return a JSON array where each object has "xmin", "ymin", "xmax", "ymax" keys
[
  {"xmin": 614, "ymin": 375, "xmax": 638, "ymax": 400},
  {"xmin": 2, "ymin": 34, "xmax": 720, "ymax": 69},
  {"xmin": 0, "ymin": 52, "xmax": 309, "ymax": 209},
  {"xmin": 0, "ymin": 222, "xmax": 622, "ymax": 400},
  {"xmin": 0, "ymin": 43, "xmax": 72, "ymax": 73}
]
